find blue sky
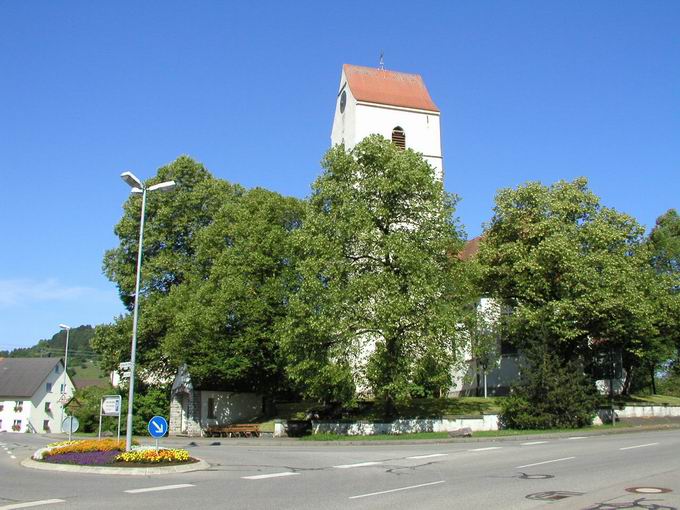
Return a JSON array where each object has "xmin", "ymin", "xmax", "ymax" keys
[{"xmin": 1, "ymin": 1, "xmax": 678, "ymax": 349}]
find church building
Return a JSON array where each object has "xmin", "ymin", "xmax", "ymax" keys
[{"xmin": 330, "ymin": 64, "xmax": 444, "ymax": 181}]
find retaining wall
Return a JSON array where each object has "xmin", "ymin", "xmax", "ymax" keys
[{"xmin": 273, "ymin": 405, "xmax": 680, "ymax": 437}]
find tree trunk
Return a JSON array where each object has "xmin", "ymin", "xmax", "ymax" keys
[
  {"xmin": 622, "ymin": 365, "xmax": 634, "ymax": 396},
  {"xmin": 650, "ymin": 364, "xmax": 657, "ymax": 395}
]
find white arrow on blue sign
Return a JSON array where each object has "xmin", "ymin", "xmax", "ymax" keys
[{"xmin": 148, "ymin": 416, "xmax": 168, "ymax": 438}]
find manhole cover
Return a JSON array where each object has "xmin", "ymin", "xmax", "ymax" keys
[
  {"xmin": 526, "ymin": 491, "xmax": 584, "ymax": 501},
  {"xmin": 626, "ymin": 487, "xmax": 672, "ymax": 494}
]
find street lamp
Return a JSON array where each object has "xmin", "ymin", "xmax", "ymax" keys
[
  {"xmin": 121, "ymin": 171, "xmax": 176, "ymax": 452},
  {"xmin": 58, "ymin": 323, "xmax": 71, "ymax": 434}
]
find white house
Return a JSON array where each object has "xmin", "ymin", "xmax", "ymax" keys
[
  {"xmin": 331, "ymin": 63, "xmax": 444, "ymax": 180},
  {"xmin": 0, "ymin": 357, "xmax": 75, "ymax": 434}
]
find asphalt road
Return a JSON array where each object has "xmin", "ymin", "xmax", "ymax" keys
[{"xmin": 1, "ymin": 429, "xmax": 680, "ymax": 509}]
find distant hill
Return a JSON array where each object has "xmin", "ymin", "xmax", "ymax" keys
[
  {"xmin": 0, "ymin": 325, "xmax": 109, "ymax": 385},
  {"xmin": 0, "ymin": 325, "xmax": 96, "ymax": 364}
]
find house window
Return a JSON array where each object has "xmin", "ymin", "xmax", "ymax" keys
[
  {"xmin": 43, "ymin": 420, "xmax": 50, "ymax": 431},
  {"xmin": 45, "ymin": 402, "xmax": 51, "ymax": 413},
  {"xmin": 12, "ymin": 419, "xmax": 21, "ymax": 431},
  {"xmin": 391, "ymin": 126, "xmax": 406, "ymax": 149},
  {"xmin": 14, "ymin": 401, "xmax": 23, "ymax": 412},
  {"xmin": 46, "ymin": 382, "xmax": 53, "ymax": 393},
  {"xmin": 55, "ymin": 365, "xmax": 60, "ymax": 374},
  {"xmin": 207, "ymin": 398, "xmax": 216, "ymax": 419},
  {"xmin": 60, "ymin": 384, "xmax": 66, "ymax": 393},
  {"xmin": 0, "ymin": 404, "xmax": 3, "ymax": 412}
]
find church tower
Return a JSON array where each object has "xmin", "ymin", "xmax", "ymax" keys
[{"xmin": 330, "ymin": 64, "xmax": 443, "ymax": 180}]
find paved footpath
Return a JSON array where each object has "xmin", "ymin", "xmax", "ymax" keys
[{"xmin": 1, "ymin": 428, "xmax": 680, "ymax": 509}]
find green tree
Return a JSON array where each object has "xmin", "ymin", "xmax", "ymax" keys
[
  {"xmin": 646, "ymin": 209, "xmax": 680, "ymax": 393},
  {"xmin": 93, "ymin": 156, "xmax": 305, "ymax": 397},
  {"xmin": 478, "ymin": 178, "xmax": 662, "ymax": 397},
  {"xmin": 282, "ymin": 136, "xmax": 465, "ymax": 416},
  {"xmin": 649, "ymin": 209, "xmax": 680, "ymax": 276},
  {"xmin": 92, "ymin": 156, "xmax": 242, "ymax": 379},
  {"xmin": 163, "ymin": 187, "xmax": 305, "ymax": 393}
]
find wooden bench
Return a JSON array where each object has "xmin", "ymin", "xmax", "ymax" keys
[{"xmin": 205, "ymin": 424, "xmax": 260, "ymax": 438}]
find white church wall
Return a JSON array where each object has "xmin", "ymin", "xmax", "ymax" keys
[{"xmin": 353, "ymin": 103, "xmax": 442, "ymax": 180}]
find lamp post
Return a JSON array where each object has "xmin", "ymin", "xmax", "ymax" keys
[
  {"xmin": 121, "ymin": 171, "xmax": 176, "ymax": 452},
  {"xmin": 58, "ymin": 323, "xmax": 71, "ymax": 434}
]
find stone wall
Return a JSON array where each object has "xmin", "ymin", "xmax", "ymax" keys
[{"xmin": 169, "ymin": 390, "xmax": 202, "ymax": 436}]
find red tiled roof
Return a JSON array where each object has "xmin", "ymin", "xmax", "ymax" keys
[
  {"xmin": 458, "ymin": 236, "xmax": 483, "ymax": 261},
  {"xmin": 343, "ymin": 64, "xmax": 439, "ymax": 112}
]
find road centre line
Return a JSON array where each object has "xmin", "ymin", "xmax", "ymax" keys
[
  {"xmin": 516, "ymin": 457, "xmax": 575, "ymax": 469},
  {"xmin": 619, "ymin": 442, "xmax": 659, "ymax": 451},
  {"xmin": 407, "ymin": 453, "xmax": 448, "ymax": 459},
  {"xmin": 566, "ymin": 436, "xmax": 587, "ymax": 440},
  {"xmin": 124, "ymin": 484, "xmax": 195, "ymax": 494},
  {"xmin": 350, "ymin": 481, "xmax": 445, "ymax": 499},
  {"xmin": 469, "ymin": 447, "xmax": 503, "ymax": 451},
  {"xmin": 0, "ymin": 500, "xmax": 65, "ymax": 510},
  {"xmin": 333, "ymin": 461, "xmax": 383, "ymax": 469},
  {"xmin": 522, "ymin": 441, "xmax": 548, "ymax": 446},
  {"xmin": 242, "ymin": 472, "xmax": 300, "ymax": 480}
]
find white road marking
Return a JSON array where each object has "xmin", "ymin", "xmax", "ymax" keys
[
  {"xmin": 350, "ymin": 480, "xmax": 445, "ymax": 499},
  {"xmin": 566, "ymin": 436, "xmax": 587, "ymax": 440},
  {"xmin": 469, "ymin": 446, "xmax": 502, "ymax": 451},
  {"xmin": 10, "ymin": 455, "xmax": 16, "ymax": 459},
  {"xmin": 333, "ymin": 461, "xmax": 383, "ymax": 469},
  {"xmin": 0, "ymin": 500, "xmax": 65, "ymax": 509},
  {"xmin": 124, "ymin": 484, "xmax": 195, "ymax": 494},
  {"xmin": 407, "ymin": 453, "xmax": 448, "ymax": 460},
  {"xmin": 242, "ymin": 472, "xmax": 300, "ymax": 480},
  {"xmin": 521, "ymin": 441, "xmax": 548, "ymax": 446},
  {"xmin": 619, "ymin": 442, "xmax": 659, "ymax": 451},
  {"xmin": 516, "ymin": 456, "xmax": 575, "ymax": 469}
]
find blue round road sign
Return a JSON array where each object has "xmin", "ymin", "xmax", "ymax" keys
[{"xmin": 148, "ymin": 415, "xmax": 168, "ymax": 438}]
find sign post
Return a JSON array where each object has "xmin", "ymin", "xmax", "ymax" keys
[
  {"xmin": 99, "ymin": 395, "xmax": 123, "ymax": 440},
  {"xmin": 148, "ymin": 416, "xmax": 168, "ymax": 452},
  {"xmin": 61, "ymin": 416, "xmax": 79, "ymax": 441}
]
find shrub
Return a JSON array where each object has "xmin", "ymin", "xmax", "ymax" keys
[
  {"xmin": 116, "ymin": 448, "xmax": 190, "ymax": 464},
  {"xmin": 499, "ymin": 351, "xmax": 600, "ymax": 429}
]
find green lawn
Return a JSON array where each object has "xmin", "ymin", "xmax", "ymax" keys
[
  {"xmin": 618, "ymin": 394, "xmax": 680, "ymax": 406},
  {"xmin": 70, "ymin": 360, "xmax": 108, "ymax": 382}
]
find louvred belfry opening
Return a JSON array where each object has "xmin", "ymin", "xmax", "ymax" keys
[{"xmin": 392, "ymin": 127, "xmax": 406, "ymax": 149}]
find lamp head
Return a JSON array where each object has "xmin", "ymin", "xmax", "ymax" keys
[{"xmin": 121, "ymin": 171, "xmax": 143, "ymax": 190}]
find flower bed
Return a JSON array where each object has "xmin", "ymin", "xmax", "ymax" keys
[
  {"xmin": 36, "ymin": 439, "xmax": 194, "ymax": 467},
  {"xmin": 45, "ymin": 450, "xmax": 120, "ymax": 465},
  {"xmin": 116, "ymin": 449, "xmax": 190, "ymax": 464}
]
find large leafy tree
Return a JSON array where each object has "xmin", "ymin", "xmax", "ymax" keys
[
  {"xmin": 281, "ymin": 136, "xmax": 465, "ymax": 415},
  {"xmin": 92, "ymin": 156, "xmax": 240, "ymax": 379},
  {"xmin": 477, "ymin": 178, "xmax": 663, "ymax": 394},
  {"xmin": 163, "ymin": 187, "xmax": 305, "ymax": 393},
  {"xmin": 646, "ymin": 209, "xmax": 680, "ymax": 393}
]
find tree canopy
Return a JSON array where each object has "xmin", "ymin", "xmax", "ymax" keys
[
  {"xmin": 477, "ymin": 178, "xmax": 673, "ymax": 394},
  {"xmin": 281, "ymin": 136, "xmax": 466, "ymax": 413},
  {"xmin": 92, "ymin": 156, "xmax": 303, "ymax": 394}
]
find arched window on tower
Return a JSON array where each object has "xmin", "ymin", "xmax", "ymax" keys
[{"xmin": 391, "ymin": 126, "xmax": 406, "ymax": 150}]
